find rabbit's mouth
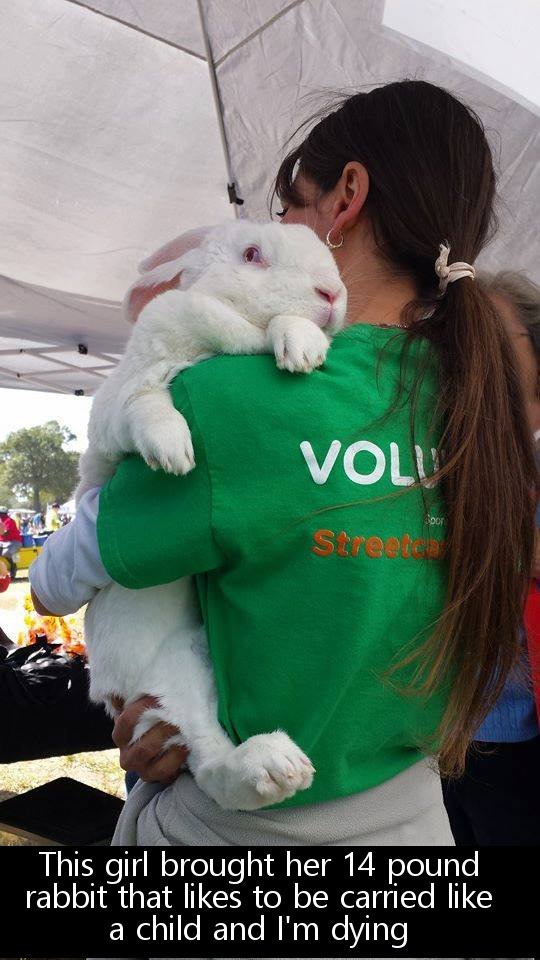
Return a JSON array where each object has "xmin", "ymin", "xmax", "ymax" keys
[{"xmin": 315, "ymin": 306, "xmax": 334, "ymax": 329}]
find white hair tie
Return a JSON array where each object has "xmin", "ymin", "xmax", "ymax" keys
[{"xmin": 435, "ymin": 241, "xmax": 476, "ymax": 294}]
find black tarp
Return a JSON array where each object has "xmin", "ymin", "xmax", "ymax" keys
[{"xmin": 0, "ymin": 638, "xmax": 114, "ymax": 762}]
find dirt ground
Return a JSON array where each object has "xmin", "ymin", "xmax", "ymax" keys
[{"xmin": 0, "ymin": 573, "xmax": 124, "ymax": 845}]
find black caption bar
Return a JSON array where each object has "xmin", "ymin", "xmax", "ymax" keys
[{"xmin": 1, "ymin": 846, "xmax": 535, "ymax": 957}]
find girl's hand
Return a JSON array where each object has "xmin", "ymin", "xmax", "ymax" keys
[{"xmin": 112, "ymin": 695, "xmax": 188, "ymax": 784}]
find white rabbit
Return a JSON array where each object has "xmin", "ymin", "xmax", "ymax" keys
[{"xmin": 79, "ymin": 220, "xmax": 347, "ymax": 810}]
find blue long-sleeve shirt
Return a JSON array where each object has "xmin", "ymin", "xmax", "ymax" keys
[
  {"xmin": 475, "ymin": 628, "xmax": 539, "ymax": 742},
  {"xmin": 475, "ymin": 497, "xmax": 540, "ymax": 743}
]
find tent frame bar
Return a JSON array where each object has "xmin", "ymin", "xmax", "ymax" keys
[{"xmin": 196, "ymin": 0, "xmax": 243, "ymax": 211}]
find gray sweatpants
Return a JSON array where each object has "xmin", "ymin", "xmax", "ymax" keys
[{"xmin": 111, "ymin": 756, "xmax": 453, "ymax": 846}]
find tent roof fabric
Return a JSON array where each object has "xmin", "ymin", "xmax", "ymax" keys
[
  {"xmin": 0, "ymin": 274, "xmax": 121, "ymax": 394},
  {"xmin": 1, "ymin": 0, "xmax": 539, "ymax": 394}
]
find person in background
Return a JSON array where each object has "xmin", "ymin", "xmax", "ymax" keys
[
  {"xmin": 45, "ymin": 502, "xmax": 62, "ymax": 532},
  {"xmin": 442, "ymin": 270, "xmax": 540, "ymax": 845},
  {"xmin": 0, "ymin": 507, "xmax": 22, "ymax": 581}
]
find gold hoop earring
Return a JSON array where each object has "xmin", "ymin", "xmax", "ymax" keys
[{"xmin": 326, "ymin": 228, "xmax": 344, "ymax": 250}]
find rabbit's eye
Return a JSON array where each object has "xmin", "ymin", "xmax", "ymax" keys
[{"xmin": 243, "ymin": 246, "xmax": 264, "ymax": 264}]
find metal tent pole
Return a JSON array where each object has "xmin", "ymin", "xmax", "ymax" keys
[{"xmin": 196, "ymin": 0, "xmax": 244, "ymax": 213}]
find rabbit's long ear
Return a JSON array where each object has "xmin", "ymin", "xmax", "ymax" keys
[
  {"xmin": 124, "ymin": 224, "xmax": 217, "ymax": 324},
  {"xmin": 138, "ymin": 225, "xmax": 218, "ymax": 274},
  {"xmin": 123, "ymin": 259, "xmax": 187, "ymax": 324}
]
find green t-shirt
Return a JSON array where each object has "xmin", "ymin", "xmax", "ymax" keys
[{"xmin": 97, "ymin": 325, "xmax": 448, "ymax": 808}]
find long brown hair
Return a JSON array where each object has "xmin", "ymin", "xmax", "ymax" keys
[{"xmin": 273, "ymin": 80, "xmax": 537, "ymax": 775}]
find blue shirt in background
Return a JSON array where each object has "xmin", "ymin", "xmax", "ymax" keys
[
  {"xmin": 475, "ymin": 628, "xmax": 539, "ymax": 742},
  {"xmin": 475, "ymin": 496, "xmax": 540, "ymax": 743}
]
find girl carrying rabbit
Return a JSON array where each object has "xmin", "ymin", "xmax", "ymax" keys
[{"xmin": 31, "ymin": 79, "xmax": 536, "ymax": 846}]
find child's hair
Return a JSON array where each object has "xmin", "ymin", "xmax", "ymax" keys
[{"xmin": 273, "ymin": 80, "xmax": 537, "ymax": 775}]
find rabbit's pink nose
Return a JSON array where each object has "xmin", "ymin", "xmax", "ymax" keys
[{"xmin": 316, "ymin": 287, "xmax": 338, "ymax": 305}]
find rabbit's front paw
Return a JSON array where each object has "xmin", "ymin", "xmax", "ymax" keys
[
  {"xmin": 197, "ymin": 731, "xmax": 315, "ymax": 810},
  {"xmin": 135, "ymin": 413, "xmax": 195, "ymax": 475},
  {"xmin": 131, "ymin": 706, "xmax": 186, "ymax": 753},
  {"xmin": 272, "ymin": 318, "xmax": 329, "ymax": 374}
]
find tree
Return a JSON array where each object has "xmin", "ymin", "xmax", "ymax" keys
[
  {"xmin": 0, "ymin": 421, "xmax": 79, "ymax": 512},
  {"xmin": 0, "ymin": 462, "xmax": 25, "ymax": 508}
]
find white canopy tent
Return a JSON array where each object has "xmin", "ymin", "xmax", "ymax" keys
[{"xmin": 1, "ymin": 0, "xmax": 539, "ymax": 395}]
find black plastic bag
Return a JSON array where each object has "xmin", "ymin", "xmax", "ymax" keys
[{"xmin": 0, "ymin": 637, "xmax": 114, "ymax": 762}]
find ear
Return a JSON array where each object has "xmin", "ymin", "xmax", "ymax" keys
[
  {"xmin": 124, "ymin": 224, "xmax": 217, "ymax": 324},
  {"xmin": 123, "ymin": 259, "xmax": 184, "ymax": 324},
  {"xmin": 331, "ymin": 162, "xmax": 369, "ymax": 236},
  {"xmin": 138, "ymin": 225, "xmax": 217, "ymax": 274}
]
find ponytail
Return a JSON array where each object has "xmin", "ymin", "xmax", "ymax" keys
[{"xmin": 404, "ymin": 278, "xmax": 536, "ymax": 774}]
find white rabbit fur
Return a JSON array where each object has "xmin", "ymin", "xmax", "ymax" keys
[{"xmin": 78, "ymin": 220, "xmax": 347, "ymax": 810}]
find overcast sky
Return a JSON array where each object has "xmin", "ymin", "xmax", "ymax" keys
[{"xmin": 0, "ymin": 387, "xmax": 92, "ymax": 452}]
